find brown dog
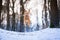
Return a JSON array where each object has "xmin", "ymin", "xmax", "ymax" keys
[{"xmin": 24, "ymin": 9, "xmax": 30, "ymax": 27}]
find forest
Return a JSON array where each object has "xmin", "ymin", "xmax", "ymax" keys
[{"xmin": 0, "ymin": 0, "xmax": 59, "ymax": 32}]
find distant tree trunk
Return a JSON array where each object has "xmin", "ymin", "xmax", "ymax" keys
[
  {"xmin": 50, "ymin": 0, "xmax": 59, "ymax": 27},
  {"xmin": 44, "ymin": 0, "xmax": 48, "ymax": 28},
  {"xmin": 57, "ymin": 0, "xmax": 60, "ymax": 27},
  {"xmin": 42, "ymin": 0, "xmax": 48, "ymax": 28},
  {"xmin": 12, "ymin": 0, "xmax": 15, "ymax": 31},
  {"xmin": 6, "ymin": 0, "xmax": 10, "ymax": 30},
  {"xmin": 20, "ymin": 0, "xmax": 25, "ymax": 32},
  {"xmin": 0, "ymin": 0, "xmax": 2, "ymax": 28}
]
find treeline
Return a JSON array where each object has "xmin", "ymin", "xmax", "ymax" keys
[{"xmin": 0, "ymin": 0, "xmax": 59, "ymax": 32}]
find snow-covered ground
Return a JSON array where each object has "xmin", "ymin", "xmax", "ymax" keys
[{"xmin": 0, "ymin": 28, "xmax": 60, "ymax": 40}]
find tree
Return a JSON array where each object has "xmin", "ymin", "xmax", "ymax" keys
[
  {"xmin": 20, "ymin": 0, "xmax": 25, "ymax": 32},
  {"xmin": 11, "ymin": 0, "xmax": 16, "ymax": 31},
  {"xmin": 0, "ymin": 0, "xmax": 2, "ymax": 28},
  {"xmin": 44, "ymin": 0, "xmax": 47, "ymax": 28},
  {"xmin": 6, "ymin": 0, "xmax": 10, "ymax": 30},
  {"xmin": 50, "ymin": 0, "xmax": 59, "ymax": 27},
  {"xmin": 42, "ymin": 0, "xmax": 48, "ymax": 28}
]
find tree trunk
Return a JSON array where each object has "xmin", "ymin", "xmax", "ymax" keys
[
  {"xmin": 6, "ymin": 0, "xmax": 10, "ymax": 30},
  {"xmin": 12, "ymin": 0, "xmax": 15, "ymax": 31},
  {"xmin": 20, "ymin": 0, "xmax": 25, "ymax": 32},
  {"xmin": 42, "ymin": 0, "xmax": 48, "ymax": 28},
  {"xmin": 44, "ymin": 0, "xmax": 48, "ymax": 28},
  {"xmin": 0, "ymin": 0, "xmax": 2, "ymax": 28},
  {"xmin": 50, "ymin": 0, "xmax": 59, "ymax": 27}
]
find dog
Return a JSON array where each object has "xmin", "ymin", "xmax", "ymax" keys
[{"xmin": 24, "ymin": 9, "xmax": 31, "ymax": 27}]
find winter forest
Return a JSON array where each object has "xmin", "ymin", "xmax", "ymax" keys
[{"xmin": 0, "ymin": 0, "xmax": 59, "ymax": 32}]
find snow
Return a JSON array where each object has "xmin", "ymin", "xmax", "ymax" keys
[{"xmin": 0, "ymin": 28, "xmax": 60, "ymax": 40}]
